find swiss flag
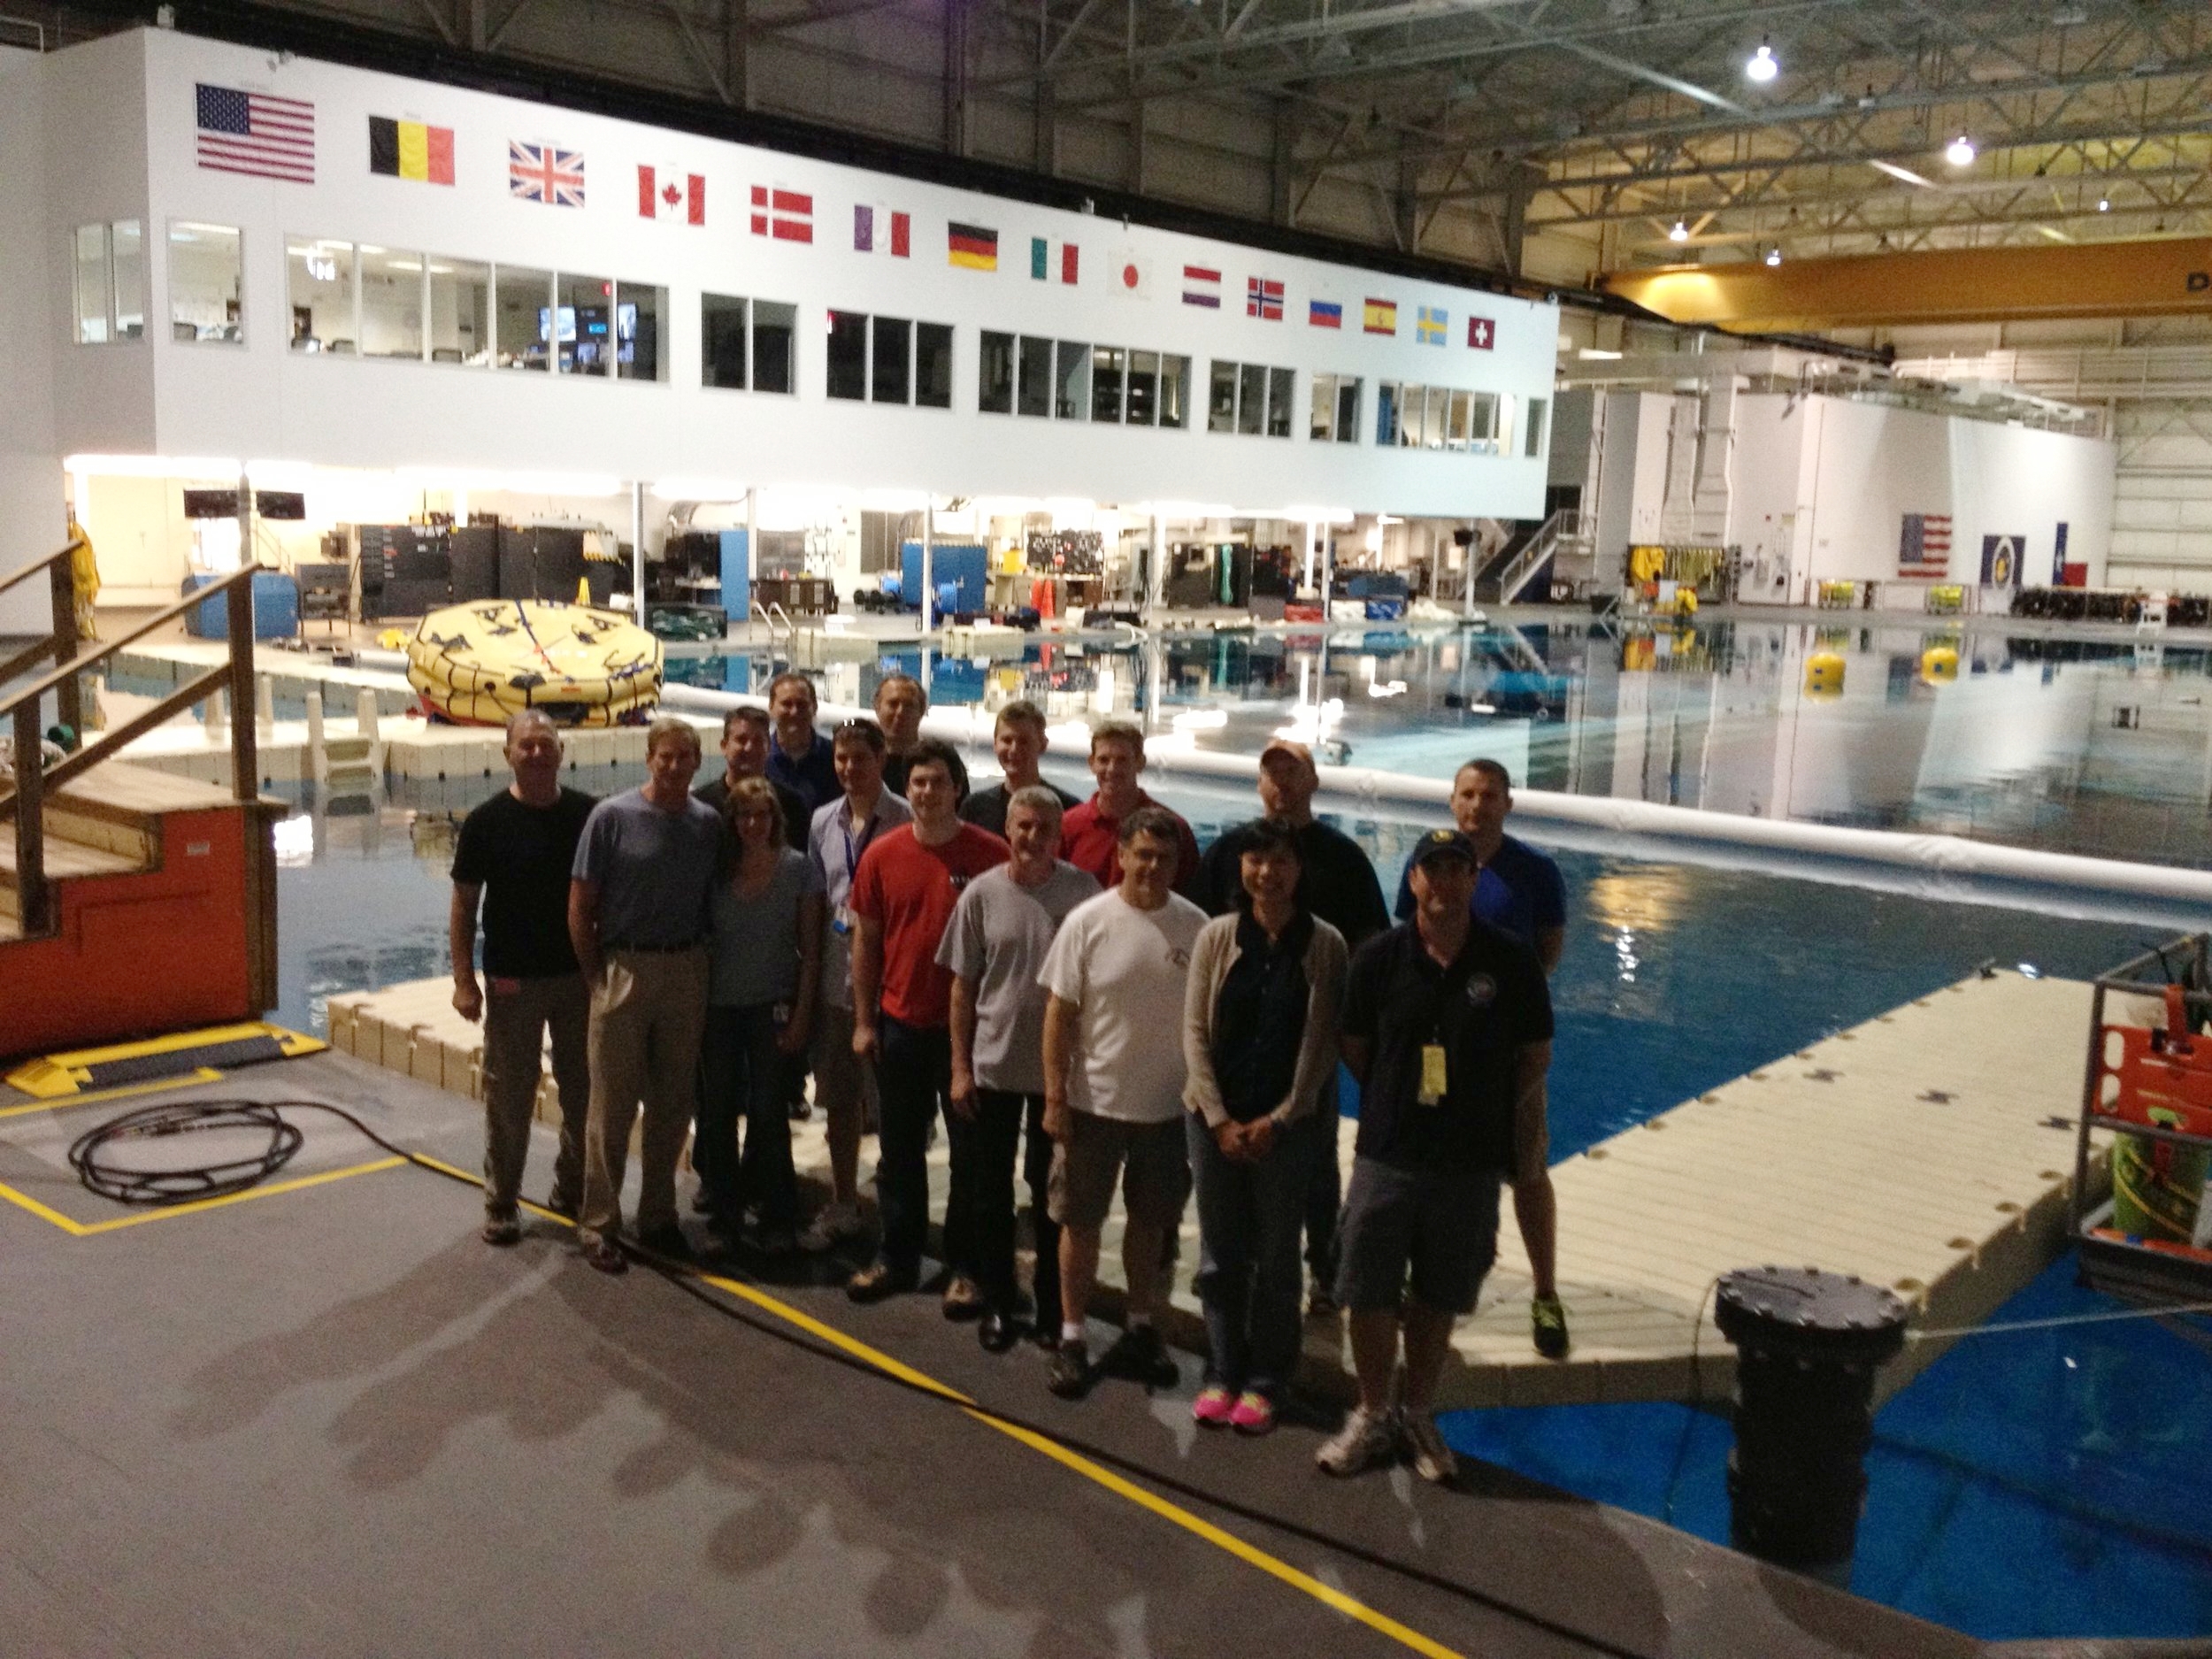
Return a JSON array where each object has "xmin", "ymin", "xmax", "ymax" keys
[
  {"xmin": 1467, "ymin": 315, "xmax": 1495, "ymax": 350},
  {"xmin": 638, "ymin": 165, "xmax": 704, "ymax": 225}
]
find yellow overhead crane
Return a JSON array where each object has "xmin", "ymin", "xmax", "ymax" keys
[{"xmin": 1602, "ymin": 237, "xmax": 2212, "ymax": 332}]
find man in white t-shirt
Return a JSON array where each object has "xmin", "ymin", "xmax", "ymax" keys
[{"xmin": 1038, "ymin": 805, "xmax": 1208, "ymax": 1399}]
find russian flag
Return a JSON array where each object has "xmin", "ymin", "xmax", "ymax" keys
[{"xmin": 1309, "ymin": 299, "xmax": 1342, "ymax": 329}]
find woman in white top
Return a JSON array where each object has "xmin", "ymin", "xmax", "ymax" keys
[{"xmin": 700, "ymin": 775, "xmax": 826, "ymax": 1252}]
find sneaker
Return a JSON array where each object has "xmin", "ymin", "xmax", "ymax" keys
[
  {"xmin": 1307, "ymin": 1281, "xmax": 1340, "ymax": 1318},
  {"xmin": 845, "ymin": 1259, "xmax": 917, "ymax": 1304},
  {"xmin": 1229, "ymin": 1392, "xmax": 1277, "ymax": 1436},
  {"xmin": 481, "ymin": 1213, "xmax": 521, "ymax": 1247},
  {"xmin": 797, "ymin": 1202, "xmax": 866, "ymax": 1253},
  {"xmin": 1316, "ymin": 1405, "xmax": 1400, "ymax": 1477},
  {"xmin": 1402, "ymin": 1412, "xmax": 1459, "ymax": 1485},
  {"xmin": 1192, "ymin": 1385, "xmax": 1235, "ymax": 1427},
  {"xmin": 1101, "ymin": 1325, "xmax": 1179, "ymax": 1389},
  {"xmin": 1047, "ymin": 1341, "xmax": 1094, "ymax": 1399},
  {"xmin": 1532, "ymin": 1294, "xmax": 1571, "ymax": 1360},
  {"xmin": 580, "ymin": 1236, "xmax": 628, "ymax": 1275}
]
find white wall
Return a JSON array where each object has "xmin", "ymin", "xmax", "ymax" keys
[
  {"xmin": 1722, "ymin": 393, "xmax": 2115, "ymax": 599},
  {"xmin": 27, "ymin": 29, "xmax": 1557, "ymax": 529},
  {"xmin": 0, "ymin": 46, "xmax": 65, "ymax": 631}
]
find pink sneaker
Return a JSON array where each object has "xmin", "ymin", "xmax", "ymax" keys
[
  {"xmin": 1192, "ymin": 1385, "xmax": 1235, "ymax": 1427},
  {"xmin": 1229, "ymin": 1392, "xmax": 1277, "ymax": 1435}
]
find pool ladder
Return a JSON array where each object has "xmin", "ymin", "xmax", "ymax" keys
[{"xmin": 749, "ymin": 599, "xmax": 797, "ymax": 647}]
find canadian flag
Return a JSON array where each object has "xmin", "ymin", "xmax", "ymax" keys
[{"xmin": 638, "ymin": 165, "xmax": 704, "ymax": 225}]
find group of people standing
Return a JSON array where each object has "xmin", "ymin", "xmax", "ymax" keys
[{"xmin": 449, "ymin": 669, "xmax": 1569, "ymax": 1482}]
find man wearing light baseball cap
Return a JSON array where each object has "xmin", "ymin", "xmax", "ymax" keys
[{"xmin": 1317, "ymin": 828, "xmax": 1553, "ymax": 1483}]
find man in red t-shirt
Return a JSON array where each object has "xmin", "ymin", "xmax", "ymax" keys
[
  {"xmin": 1058, "ymin": 720, "xmax": 1202, "ymax": 900},
  {"xmin": 849, "ymin": 738, "xmax": 1010, "ymax": 1307}
]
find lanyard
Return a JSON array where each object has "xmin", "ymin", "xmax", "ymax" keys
[{"xmin": 839, "ymin": 808, "xmax": 880, "ymax": 882}]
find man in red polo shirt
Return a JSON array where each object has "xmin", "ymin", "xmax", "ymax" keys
[
  {"xmin": 848, "ymin": 738, "xmax": 1010, "ymax": 1308},
  {"xmin": 1058, "ymin": 720, "xmax": 1201, "ymax": 900}
]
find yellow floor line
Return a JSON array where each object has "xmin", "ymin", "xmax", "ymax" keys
[
  {"xmin": 71, "ymin": 1158, "xmax": 408, "ymax": 1233},
  {"xmin": 0, "ymin": 1070, "xmax": 225, "ymax": 1120},
  {"xmin": 693, "ymin": 1269, "xmax": 1468, "ymax": 1659},
  {"xmin": 0, "ymin": 1177, "xmax": 90, "ymax": 1235}
]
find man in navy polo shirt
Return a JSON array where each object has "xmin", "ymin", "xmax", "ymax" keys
[
  {"xmin": 1393, "ymin": 758, "xmax": 1570, "ymax": 1360},
  {"xmin": 1322, "ymin": 829, "xmax": 1553, "ymax": 1482},
  {"xmin": 764, "ymin": 672, "xmax": 841, "ymax": 816}
]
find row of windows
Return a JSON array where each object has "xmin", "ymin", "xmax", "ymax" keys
[
  {"xmin": 68, "ymin": 220, "xmax": 1547, "ymax": 456},
  {"xmin": 977, "ymin": 334, "xmax": 1194, "ymax": 427}
]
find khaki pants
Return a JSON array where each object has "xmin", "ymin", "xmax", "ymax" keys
[
  {"xmin": 580, "ymin": 949, "xmax": 709, "ymax": 1245},
  {"xmin": 810, "ymin": 1002, "xmax": 878, "ymax": 1137},
  {"xmin": 481, "ymin": 972, "xmax": 591, "ymax": 1217}
]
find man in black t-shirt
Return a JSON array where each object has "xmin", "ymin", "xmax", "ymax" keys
[
  {"xmin": 450, "ymin": 710, "xmax": 599, "ymax": 1244},
  {"xmin": 695, "ymin": 705, "xmax": 809, "ymax": 849},
  {"xmin": 1317, "ymin": 829, "xmax": 1553, "ymax": 1486},
  {"xmin": 958, "ymin": 700, "xmax": 1079, "ymax": 837}
]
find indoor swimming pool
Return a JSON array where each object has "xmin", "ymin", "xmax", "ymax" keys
[
  {"xmin": 259, "ymin": 754, "xmax": 2208, "ymax": 1642},
  {"xmin": 665, "ymin": 614, "xmax": 2212, "ymax": 869}
]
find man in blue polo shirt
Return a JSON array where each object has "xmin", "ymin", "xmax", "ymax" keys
[
  {"xmin": 764, "ymin": 672, "xmax": 841, "ymax": 816},
  {"xmin": 1394, "ymin": 758, "xmax": 1569, "ymax": 1360}
]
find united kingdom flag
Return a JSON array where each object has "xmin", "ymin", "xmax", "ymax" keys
[{"xmin": 510, "ymin": 141, "xmax": 585, "ymax": 207}]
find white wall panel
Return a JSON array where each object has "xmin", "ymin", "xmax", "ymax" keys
[
  {"xmin": 29, "ymin": 28, "xmax": 1556, "ymax": 521},
  {"xmin": 0, "ymin": 45, "xmax": 64, "ymax": 623}
]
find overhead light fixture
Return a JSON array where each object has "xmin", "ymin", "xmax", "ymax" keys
[
  {"xmin": 1869, "ymin": 158, "xmax": 1936, "ymax": 188},
  {"xmin": 1945, "ymin": 134, "xmax": 1977, "ymax": 167},
  {"xmin": 2098, "ymin": 196, "xmax": 2110, "ymax": 211},
  {"xmin": 1763, "ymin": 246, "xmax": 1782, "ymax": 266},
  {"xmin": 1669, "ymin": 219, "xmax": 1690, "ymax": 242},
  {"xmin": 1745, "ymin": 41, "xmax": 1778, "ymax": 82}
]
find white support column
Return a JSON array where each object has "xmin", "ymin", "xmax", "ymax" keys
[
  {"xmin": 254, "ymin": 673, "xmax": 275, "ymax": 741},
  {"xmin": 920, "ymin": 498, "xmax": 935, "ymax": 635},
  {"xmin": 1148, "ymin": 510, "xmax": 1165, "ymax": 617},
  {"xmin": 630, "ymin": 481, "xmax": 647, "ymax": 624},
  {"xmin": 1302, "ymin": 518, "xmax": 1317, "ymax": 596},
  {"xmin": 305, "ymin": 686, "xmax": 327, "ymax": 787},
  {"xmin": 1463, "ymin": 520, "xmax": 1479, "ymax": 620},
  {"xmin": 744, "ymin": 486, "xmax": 757, "ymax": 627}
]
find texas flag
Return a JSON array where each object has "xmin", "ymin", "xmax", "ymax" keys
[
  {"xmin": 854, "ymin": 203, "xmax": 910, "ymax": 257},
  {"xmin": 638, "ymin": 165, "xmax": 704, "ymax": 225}
]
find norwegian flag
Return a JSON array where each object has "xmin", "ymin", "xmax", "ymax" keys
[
  {"xmin": 638, "ymin": 165, "xmax": 704, "ymax": 225},
  {"xmin": 854, "ymin": 204, "xmax": 910, "ymax": 256},
  {"xmin": 1246, "ymin": 276, "xmax": 1284, "ymax": 319},
  {"xmin": 750, "ymin": 185, "xmax": 812, "ymax": 242},
  {"xmin": 510, "ymin": 141, "xmax": 584, "ymax": 207}
]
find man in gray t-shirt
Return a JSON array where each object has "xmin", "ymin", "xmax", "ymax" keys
[
  {"xmin": 567, "ymin": 717, "xmax": 724, "ymax": 1273},
  {"xmin": 940, "ymin": 787, "xmax": 1101, "ymax": 1349}
]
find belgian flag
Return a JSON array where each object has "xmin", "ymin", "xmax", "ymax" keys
[{"xmin": 369, "ymin": 116, "xmax": 455, "ymax": 185}]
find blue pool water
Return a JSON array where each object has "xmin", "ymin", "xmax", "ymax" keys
[{"xmin": 262, "ymin": 763, "xmax": 2206, "ymax": 1642}]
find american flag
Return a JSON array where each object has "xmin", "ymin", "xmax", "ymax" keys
[
  {"xmin": 510, "ymin": 142, "xmax": 585, "ymax": 207},
  {"xmin": 1898, "ymin": 512, "xmax": 1953, "ymax": 578},
  {"xmin": 196, "ymin": 83, "xmax": 315, "ymax": 184},
  {"xmin": 1246, "ymin": 276, "xmax": 1284, "ymax": 319}
]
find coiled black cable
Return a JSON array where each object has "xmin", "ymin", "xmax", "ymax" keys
[{"xmin": 67, "ymin": 1094, "xmax": 1659, "ymax": 1659}]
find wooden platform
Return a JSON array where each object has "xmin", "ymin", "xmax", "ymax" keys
[{"xmin": 326, "ymin": 967, "xmax": 2106, "ymax": 1409}]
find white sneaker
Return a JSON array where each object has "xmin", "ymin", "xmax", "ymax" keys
[
  {"xmin": 797, "ymin": 1202, "xmax": 866, "ymax": 1252},
  {"xmin": 1401, "ymin": 1412, "xmax": 1458, "ymax": 1485},
  {"xmin": 1315, "ymin": 1405, "xmax": 1401, "ymax": 1477}
]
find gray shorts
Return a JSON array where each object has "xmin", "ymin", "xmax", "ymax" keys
[
  {"xmin": 1333, "ymin": 1156, "xmax": 1502, "ymax": 1316},
  {"xmin": 1048, "ymin": 1112, "xmax": 1192, "ymax": 1233}
]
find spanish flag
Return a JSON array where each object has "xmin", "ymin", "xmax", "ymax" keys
[
  {"xmin": 369, "ymin": 116, "xmax": 455, "ymax": 185},
  {"xmin": 948, "ymin": 221, "xmax": 999, "ymax": 271},
  {"xmin": 1363, "ymin": 297, "xmax": 1397, "ymax": 335}
]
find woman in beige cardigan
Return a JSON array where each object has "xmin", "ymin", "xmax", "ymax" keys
[{"xmin": 1181, "ymin": 819, "xmax": 1348, "ymax": 1434}]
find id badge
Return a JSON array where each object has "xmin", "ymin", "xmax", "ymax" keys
[
  {"xmin": 832, "ymin": 905, "xmax": 853, "ymax": 937},
  {"xmin": 1417, "ymin": 1043, "xmax": 1448, "ymax": 1105}
]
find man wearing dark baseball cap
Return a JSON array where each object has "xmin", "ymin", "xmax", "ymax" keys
[{"xmin": 1317, "ymin": 826, "xmax": 1553, "ymax": 1483}]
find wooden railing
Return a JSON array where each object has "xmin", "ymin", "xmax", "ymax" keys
[{"xmin": 0, "ymin": 557, "xmax": 265, "ymax": 937}]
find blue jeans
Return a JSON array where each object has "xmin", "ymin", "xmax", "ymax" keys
[
  {"xmin": 1187, "ymin": 1112, "xmax": 1322, "ymax": 1399},
  {"xmin": 697, "ymin": 1002, "xmax": 798, "ymax": 1229},
  {"xmin": 878, "ymin": 1017, "xmax": 966, "ymax": 1279}
]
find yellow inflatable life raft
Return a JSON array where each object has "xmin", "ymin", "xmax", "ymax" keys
[{"xmin": 405, "ymin": 600, "xmax": 663, "ymax": 727}]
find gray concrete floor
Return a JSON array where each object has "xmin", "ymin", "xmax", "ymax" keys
[{"xmin": 0, "ymin": 1052, "xmax": 1985, "ymax": 1659}]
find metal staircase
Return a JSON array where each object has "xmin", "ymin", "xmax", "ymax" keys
[{"xmin": 1486, "ymin": 510, "xmax": 1594, "ymax": 605}]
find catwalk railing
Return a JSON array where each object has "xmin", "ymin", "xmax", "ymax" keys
[{"xmin": 0, "ymin": 556, "xmax": 264, "ymax": 937}]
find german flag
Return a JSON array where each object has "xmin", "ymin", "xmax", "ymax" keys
[
  {"xmin": 948, "ymin": 221, "xmax": 998, "ymax": 271},
  {"xmin": 369, "ymin": 116, "xmax": 454, "ymax": 185}
]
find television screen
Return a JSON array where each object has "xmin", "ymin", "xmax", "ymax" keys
[{"xmin": 537, "ymin": 306, "xmax": 578, "ymax": 343}]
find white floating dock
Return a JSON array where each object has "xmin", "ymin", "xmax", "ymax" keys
[{"xmin": 326, "ymin": 967, "xmax": 2105, "ymax": 1409}]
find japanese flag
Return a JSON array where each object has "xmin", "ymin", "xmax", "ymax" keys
[
  {"xmin": 638, "ymin": 165, "xmax": 704, "ymax": 225},
  {"xmin": 1112, "ymin": 251, "xmax": 1150, "ymax": 299}
]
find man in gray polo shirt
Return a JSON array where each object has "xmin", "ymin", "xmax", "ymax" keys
[
  {"xmin": 940, "ymin": 786, "xmax": 1101, "ymax": 1351},
  {"xmin": 568, "ymin": 715, "xmax": 724, "ymax": 1274}
]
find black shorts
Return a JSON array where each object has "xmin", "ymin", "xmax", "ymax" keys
[{"xmin": 1333, "ymin": 1156, "xmax": 1502, "ymax": 1316}]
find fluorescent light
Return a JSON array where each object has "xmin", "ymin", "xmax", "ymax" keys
[
  {"xmin": 1745, "ymin": 42, "xmax": 1778, "ymax": 82},
  {"xmin": 1669, "ymin": 219, "xmax": 1690, "ymax": 242},
  {"xmin": 1764, "ymin": 247, "xmax": 1783, "ymax": 265},
  {"xmin": 1945, "ymin": 134, "xmax": 1977, "ymax": 167},
  {"xmin": 1868, "ymin": 158, "xmax": 1935, "ymax": 188},
  {"xmin": 65, "ymin": 453, "xmax": 241, "ymax": 479},
  {"xmin": 1578, "ymin": 348, "xmax": 1624, "ymax": 360}
]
